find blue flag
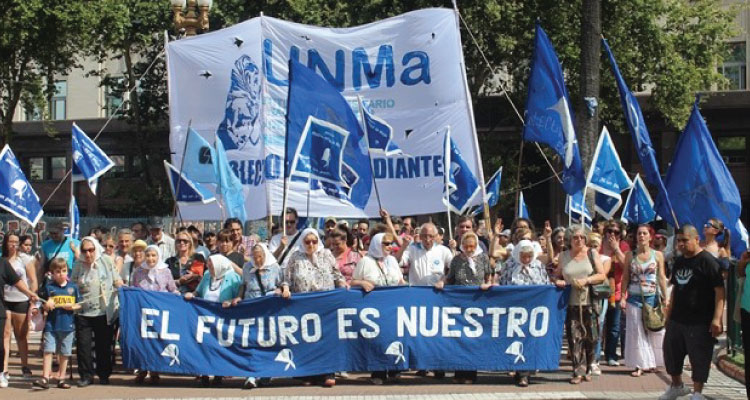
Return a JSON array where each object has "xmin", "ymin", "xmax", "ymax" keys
[
  {"xmin": 517, "ymin": 191, "xmax": 530, "ymax": 220},
  {"xmin": 71, "ymin": 123, "xmax": 114, "ymax": 195},
  {"xmin": 523, "ymin": 24, "xmax": 585, "ymax": 195},
  {"xmin": 443, "ymin": 127, "xmax": 481, "ymax": 215},
  {"xmin": 286, "ymin": 59, "xmax": 372, "ymax": 209},
  {"xmin": 68, "ymin": 195, "xmax": 80, "ymax": 240},
  {"xmin": 602, "ymin": 38, "xmax": 676, "ymax": 226},
  {"xmin": 621, "ymin": 174, "xmax": 656, "ymax": 225},
  {"xmin": 566, "ymin": 188, "xmax": 592, "ymax": 226},
  {"xmin": 486, "ymin": 166, "xmax": 502, "ymax": 208},
  {"xmin": 215, "ymin": 139, "xmax": 247, "ymax": 223},
  {"xmin": 164, "ymin": 161, "xmax": 216, "ymax": 204},
  {"xmin": 0, "ymin": 145, "xmax": 43, "ymax": 226},
  {"xmin": 357, "ymin": 96, "xmax": 403, "ymax": 156},
  {"xmin": 586, "ymin": 127, "xmax": 632, "ymax": 218},
  {"xmin": 655, "ymin": 100, "xmax": 743, "ymax": 255},
  {"xmin": 732, "ymin": 220, "xmax": 749, "ymax": 257},
  {"xmin": 291, "ymin": 117, "xmax": 350, "ymax": 187},
  {"xmin": 182, "ymin": 127, "xmax": 218, "ymax": 184}
]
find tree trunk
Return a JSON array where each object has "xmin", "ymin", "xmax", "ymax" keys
[
  {"xmin": 123, "ymin": 47, "xmax": 154, "ymax": 187},
  {"xmin": 577, "ymin": 0, "xmax": 601, "ymax": 170}
]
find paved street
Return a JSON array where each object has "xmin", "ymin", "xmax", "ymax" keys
[{"xmin": 1, "ymin": 332, "xmax": 745, "ymax": 399}]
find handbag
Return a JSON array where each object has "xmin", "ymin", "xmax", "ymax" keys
[
  {"xmin": 637, "ymin": 251, "xmax": 665, "ymax": 332},
  {"xmin": 587, "ymin": 250, "xmax": 611, "ymax": 300}
]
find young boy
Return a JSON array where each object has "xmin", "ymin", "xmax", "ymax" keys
[{"xmin": 33, "ymin": 258, "xmax": 81, "ymax": 390}]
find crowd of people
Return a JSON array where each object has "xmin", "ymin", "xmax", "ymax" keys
[{"xmin": 0, "ymin": 210, "xmax": 746, "ymax": 400}]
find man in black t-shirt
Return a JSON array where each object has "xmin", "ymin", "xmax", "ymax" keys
[{"xmin": 659, "ymin": 225, "xmax": 725, "ymax": 400}]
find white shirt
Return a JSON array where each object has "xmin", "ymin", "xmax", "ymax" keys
[
  {"xmin": 353, "ymin": 256, "xmax": 402, "ymax": 287},
  {"xmin": 4, "ymin": 254, "xmax": 32, "ymax": 302},
  {"xmin": 269, "ymin": 231, "xmax": 302, "ymax": 267},
  {"xmin": 401, "ymin": 243, "xmax": 453, "ymax": 286},
  {"xmin": 203, "ymin": 285, "xmax": 221, "ymax": 302}
]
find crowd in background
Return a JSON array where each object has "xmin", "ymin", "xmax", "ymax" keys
[{"xmin": 0, "ymin": 210, "xmax": 746, "ymax": 400}]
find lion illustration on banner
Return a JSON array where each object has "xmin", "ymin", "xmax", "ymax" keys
[{"xmin": 216, "ymin": 55, "xmax": 261, "ymax": 150}]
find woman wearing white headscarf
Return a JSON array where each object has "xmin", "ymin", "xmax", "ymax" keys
[
  {"xmin": 498, "ymin": 239, "xmax": 551, "ymax": 387},
  {"xmin": 184, "ymin": 254, "xmax": 241, "ymax": 387},
  {"xmin": 434, "ymin": 232, "xmax": 492, "ymax": 384},
  {"xmin": 284, "ymin": 228, "xmax": 346, "ymax": 387},
  {"xmin": 351, "ymin": 232, "xmax": 404, "ymax": 385},
  {"xmin": 228, "ymin": 243, "xmax": 287, "ymax": 390},
  {"xmin": 71, "ymin": 236, "xmax": 123, "ymax": 387},
  {"xmin": 131, "ymin": 245, "xmax": 178, "ymax": 294}
]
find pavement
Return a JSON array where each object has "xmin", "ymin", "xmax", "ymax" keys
[{"xmin": 1, "ymin": 332, "xmax": 746, "ymax": 399}]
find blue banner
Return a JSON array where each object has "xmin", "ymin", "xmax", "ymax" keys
[
  {"xmin": 71, "ymin": 123, "xmax": 114, "ymax": 195},
  {"xmin": 0, "ymin": 145, "xmax": 44, "ymax": 227},
  {"xmin": 443, "ymin": 128, "xmax": 481, "ymax": 215},
  {"xmin": 215, "ymin": 139, "xmax": 247, "ymax": 222},
  {"xmin": 565, "ymin": 188, "xmax": 591, "ymax": 226},
  {"xmin": 517, "ymin": 191, "xmax": 530, "ymax": 220},
  {"xmin": 358, "ymin": 96, "xmax": 403, "ymax": 156},
  {"xmin": 120, "ymin": 286, "xmax": 568, "ymax": 377},
  {"xmin": 68, "ymin": 195, "xmax": 80, "ymax": 239}
]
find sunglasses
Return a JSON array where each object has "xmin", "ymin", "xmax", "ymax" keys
[
  {"xmin": 81, "ymin": 248, "xmax": 96, "ymax": 254},
  {"xmin": 285, "ymin": 220, "xmax": 297, "ymax": 225},
  {"xmin": 304, "ymin": 239, "xmax": 318, "ymax": 245},
  {"xmin": 606, "ymin": 229, "xmax": 620, "ymax": 234},
  {"xmin": 704, "ymin": 222, "xmax": 719, "ymax": 230},
  {"xmin": 381, "ymin": 241, "xmax": 393, "ymax": 246},
  {"xmin": 176, "ymin": 239, "xmax": 190, "ymax": 244}
]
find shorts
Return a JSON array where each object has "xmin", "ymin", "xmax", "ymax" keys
[
  {"xmin": 43, "ymin": 331, "xmax": 75, "ymax": 356},
  {"xmin": 5, "ymin": 300, "xmax": 29, "ymax": 314},
  {"xmin": 663, "ymin": 319, "xmax": 717, "ymax": 383}
]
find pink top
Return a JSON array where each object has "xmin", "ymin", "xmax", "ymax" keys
[
  {"xmin": 131, "ymin": 267, "xmax": 178, "ymax": 293},
  {"xmin": 335, "ymin": 248, "xmax": 361, "ymax": 283},
  {"xmin": 600, "ymin": 241, "xmax": 630, "ymax": 301}
]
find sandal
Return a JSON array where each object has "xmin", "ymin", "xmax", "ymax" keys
[
  {"xmin": 569, "ymin": 376, "xmax": 583, "ymax": 384},
  {"xmin": 57, "ymin": 380, "xmax": 71, "ymax": 389},
  {"xmin": 630, "ymin": 368, "xmax": 643, "ymax": 377},
  {"xmin": 583, "ymin": 375, "xmax": 592, "ymax": 382},
  {"xmin": 33, "ymin": 378, "xmax": 49, "ymax": 390}
]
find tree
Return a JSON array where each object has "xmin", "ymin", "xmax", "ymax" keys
[{"xmin": 0, "ymin": 0, "xmax": 104, "ymax": 145}]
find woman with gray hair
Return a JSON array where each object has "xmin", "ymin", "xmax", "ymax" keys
[
  {"xmin": 553, "ymin": 225, "xmax": 606, "ymax": 384},
  {"xmin": 498, "ymin": 239, "xmax": 551, "ymax": 386}
]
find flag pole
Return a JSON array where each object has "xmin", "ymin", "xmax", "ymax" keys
[
  {"xmin": 357, "ymin": 96, "xmax": 383, "ymax": 212},
  {"xmin": 172, "ymin": 120, "xmax": 192, "ymax": 223}
]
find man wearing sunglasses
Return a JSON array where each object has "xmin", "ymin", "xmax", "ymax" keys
[{"xmin": 269, "ymin": 208, "xmax": 302, "ymax": 267}]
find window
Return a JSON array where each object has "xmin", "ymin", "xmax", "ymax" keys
[
  {"xmin": 50, "ymin": 156, "xmax": 67, "ymax": 180},
  {"xmin": 718, "ymin": 136, "xmax": 747, "ymax": 165},
  {"xmin": 28, "ymin": 158, "xmax": 44, "ymax": 181},
  {"xmin": 50, "ymin": 81, "xmax": 67, "ymax": 120},
  {"xmin": 719, "ymin": 42, "xmax": 747, "ymax": 90},
  {"xmin": 105, "ymin": 155, "xmax": 126, "ymax": 178},
  {"xmin": 105, "ymin": 77, "xmax": 125, "ymax": 117}
]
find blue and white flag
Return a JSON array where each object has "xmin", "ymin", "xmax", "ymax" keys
[
  {"xmin": 286, "ymin": 58, "xmax": 372, "ymax": 210},
  {"xmin": 68, "ymin": 195, "xmax": 80, "ymax": 240},
  {"xmin": 566, "ymin": 188, "xmax": 592, "ymax": 225},
  {"xmin": 357, "ymin": 96, "xmax": 403, "ymax": 156},
  {"xmin": 120, "ymin": 285, "xmax": 569, "ymax": 377},
  {"xmin": 586, "ymin": 126, "xmax": 632, "ymax": 218},
  {"xmin": 443, "ymin": 127, "xmax": 481, "ymax": 215},
  {"xmin": 732, "ymin": 220, "xmax": 749, "ymax": 257},
  {"xmin": 621, "ymin": 174, "xmax": 656, "ymax": 225},
  {"xmin": 523, "ymin": 24, "xmax": 586, "ymax": 195},
  {"xmin": 486, "ymin": 166, "xmax": 502, "ymax": 208},
  {"xmin": 71, "ymin": 123, "xmax": 114, "ymax": 195},
  {"xmin": 603, "ymin": 38, "xmax": 676, "ymax": 226},
  {"xmin": 215, "ymin": 139, "xmax": 247, "ymax": 222},
  {"xmin": 290, "ymin": 117, "xmax": 350, "ymax": 187},
  {"xmin": 0, "ymin": 145, "xmax": 43, "ymax": 226},
  {"xmin": 655, "ymin": 99, "xmax": 743, "ymax": 255},
  {"xmin": 517, "ymin": 191, "xmax": 530, "ymax": 220},
  {"xmin": 182, "ymin": 128, "xmax": 218, "ymax": 184},
  {"xmin": 164, "ymin": 161, "xmax": 216, "ymax": 204}
]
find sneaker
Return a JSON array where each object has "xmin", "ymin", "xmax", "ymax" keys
[
  {"xmin": 0, "ymin": 372, "xmax": 7, "ymax": 388},
  {"xmin": 243, "ymin": 377, "xmax": 257, "ymax": 390},
  {"xmin": 590, "ymin": 363, "xmax": 602, "ymax": 376},
  {"xmin": 690, "ymin": 393, "xmax": 706, "ymax": 400},
  {"xmin": 658, "ymin": 384, "xmax": 691, "ymax": 400},
  {"xmin": 607, "ymin": 359, "xmax": 620, "ymax": 367}
]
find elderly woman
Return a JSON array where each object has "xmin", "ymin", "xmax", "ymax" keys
[
  {"xmin": 435, "ymin": 232, "xmax": 492, "ymax": 384},
  {"xmin": 620, "ymin": 225, "xmax": 667, "ymax": 377},
  {"xmin": 329, "ymin": 227, "xmax": 361, "ymax": 284},
  {"xmin": 553, "ymin": 225, "xmax": 606, "ymax": 384},
  {"xmin": 120, "ymin": 239, "xmax": 147, "ymax": 286},
  {"xmin": 229, "ymin": 243, "xmax": 288, "ymax": 389},
  {"xmin": 166, "ymin": 231, "xmax": 206, "ymax": 294},
  {"xmin": 131, "ymin": 245, "xmax": 178, "ymax": 384},
  {"xmin": 184, "ymin": 254, "xmax": 242, "ymax": 387},
  {"xmin": 351, "ymin": 232, "xmax": 404, "ymax": 385},
  {"xmin": 71, "ymin": 236, "xmax": 123, "ymax": 387},
  {"xmin": 2, "ymin": 233, "xmax": 37, "ymax": 379},
  {"xmin": 285, "ymin": 228, "xmax": 347, "ymax": 387},
  {"xmin": 498, "ymin": 239, "xmax": 551, "ymax": 386}
]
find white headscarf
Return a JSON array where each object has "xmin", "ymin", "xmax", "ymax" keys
[
  {"xmin": 248, "ymin": 243, "xmax": 277, "ymax": 269},
  {"xmin": 144, "ymin": 245, "xmax": 169, "ymax": 281},
  {"xmin": 511, "ymin": 239, "xmax": 540, "ymax": 265},
  {"xmin": 299, "ymin": 228, "xmax": 324, "ymax": 252},
  {"xmin": 208, "ymin": 254, "xmax": 233, "ymax": 283},
  {"xmin": 367, "ymin": 233, "xmax": 388, "ymax": 260},
  {"xmin": 460, "ymin": 232, "xmax": 483, "ymax": 273},
  {"xmin": 78, "ymin": 236, "xmax": 104, "ymax": 263}
]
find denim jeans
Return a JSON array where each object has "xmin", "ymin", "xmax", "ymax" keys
[
  {"xmin": 604, "ymin": 303, "xmax": 623, "ymax": 361},
  {"xmin": 594, "ymin": 299, "xmax": 608, "ymax": 361}
]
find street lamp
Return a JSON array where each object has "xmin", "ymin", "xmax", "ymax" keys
[{"xmin": 170, "ymin": 0, "xmax": 213, "ymax": 37}]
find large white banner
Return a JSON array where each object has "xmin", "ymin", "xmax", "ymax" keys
[{"xmin": 168, "ymin": 8, "xmax": 484, "ymax": 220}]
